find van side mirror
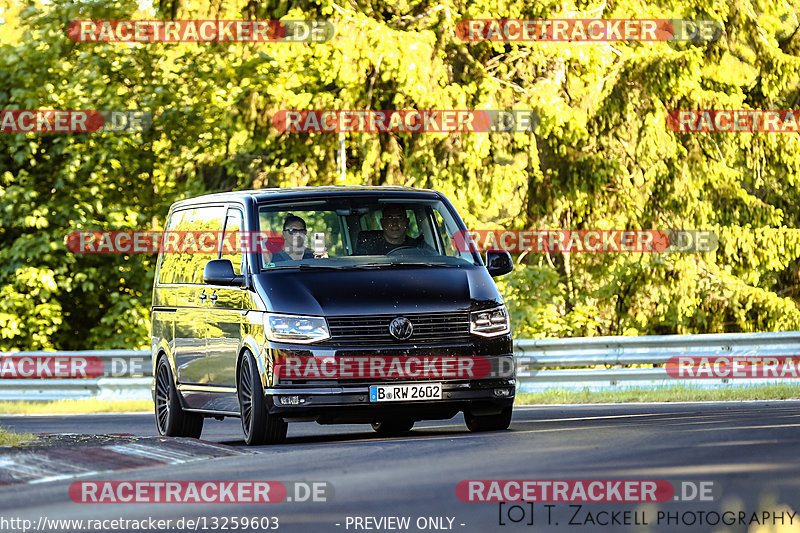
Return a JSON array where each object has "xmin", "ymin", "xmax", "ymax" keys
[
  {"xmin": 204, "ymin": 259, "xmax": 245, "ymax": 286},
  {"xmin": 486, "ymin": 250, "xmax": 513, "ymax": 277}
]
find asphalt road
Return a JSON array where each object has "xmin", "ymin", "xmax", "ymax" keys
[{"xmin": 3, "ymin": 401, "xmax": 800, "ymax": 533}]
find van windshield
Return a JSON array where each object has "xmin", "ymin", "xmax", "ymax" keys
[{"xmin": 256, "ymin": 198, "xmax": 480, "ymax": 270}]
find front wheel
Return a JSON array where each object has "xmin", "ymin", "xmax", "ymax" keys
[
  {"xmin": 238, "ymin": 350, "xmax": 287, "ymax": 445},
  {"xmin": 154, "ymin": 356, "xmax": 203, "ymax": 438},
  {"xmin": 465, "ymin": 406, "xmax": 513, "ymax": 432}
]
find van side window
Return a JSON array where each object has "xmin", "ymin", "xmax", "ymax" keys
[
  {"xmin": 160, "ymin": 206, "xmax": 226, "ymax": 284},
  {"xmin": 157, "ymin": 209, "xmax": 186, "ymax": 284},
  {"xmin": 220, "ymin": 209, "xmax": 244, "ymax": 275}
]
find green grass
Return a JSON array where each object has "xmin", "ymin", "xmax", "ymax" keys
[
  {"xmin": 0, "ymin": 399, "xmax": 153, "ymax": 414},
  {"xmin": 0, "ymin": 427, "xmax": 35, "ymax": 446},
  {"xmin": 515, "ymin": 383, "xmax": 800, "ymax": 404}
]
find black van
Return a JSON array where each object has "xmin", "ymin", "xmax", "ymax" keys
[{"xmin": 151, "ymin": 186, "xmax": 515, "ymax": 445}]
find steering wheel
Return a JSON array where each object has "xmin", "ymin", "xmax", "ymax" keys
[
  {"xmin": 386, "ymin": 245, "xmax": 437, "ymax": 257},
  {"xmin": 386, "ymin": 246, "xmax": 417, "ymax": 256}
]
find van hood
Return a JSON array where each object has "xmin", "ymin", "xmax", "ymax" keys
[{"xmin": 253, "ymin": 266, "xmax": 502, "ymax": 316}]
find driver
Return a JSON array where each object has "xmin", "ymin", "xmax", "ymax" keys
[{"xmin": 355, "ymin": 205, "xmax": 421, "ymax": 255}]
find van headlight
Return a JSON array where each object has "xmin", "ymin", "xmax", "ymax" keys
[
  {"xmin": 264, "ymin": 313, "xmax": 330, "ymax": 344},
  {"xmin": 470, "ymin": 306, "xmax": 510, "ymax": 337}
]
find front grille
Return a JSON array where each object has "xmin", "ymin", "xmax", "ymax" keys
[{"xmin": 324, "ymin": 311, "xmax": 471, "ymax": 346}]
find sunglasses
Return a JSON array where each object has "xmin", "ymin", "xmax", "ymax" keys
[
  {"xmin": 283, "ymin": 228, "xmax": 307, "ymax": 235},
  {"xmin": 382, "ymin": 216, "xmax": 407, "ymax": 223}
]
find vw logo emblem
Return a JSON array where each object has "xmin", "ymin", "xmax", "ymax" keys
[{"xmin": 389, "ymin": 317, "xmax": 413, "ymax": 340}]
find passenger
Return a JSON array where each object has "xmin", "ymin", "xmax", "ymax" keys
[
  {"xmin": 270, "ymin": 214, "xmax": 315, "ymax": 262},
  {"xmin": 355, "ymin": 205, "xmax": 422, "ymax": 255}
]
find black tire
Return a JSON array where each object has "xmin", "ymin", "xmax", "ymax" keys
[
  {"xmin": 371, "ymin": 417, "xmax": 415, "ymax": 435},
  {"xmin": 154, "ymin": 356, "xmax": 203, "ymax": 438},
  {"xmin": 465, "ymin": 406, "xmax": 513, "ymax": 432},
  {"xmin": 239, "ymin": 350, "xmax": 287, "ymax": 445}
]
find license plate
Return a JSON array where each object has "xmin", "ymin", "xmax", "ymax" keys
[{"xmin": 369, "ymin": 383, "xmax": 442, "ymax": 402}]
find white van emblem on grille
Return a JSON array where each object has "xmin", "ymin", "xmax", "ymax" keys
[{"xmin": 389, "ymin": 317, "xmax": 413, "ymax": 340}]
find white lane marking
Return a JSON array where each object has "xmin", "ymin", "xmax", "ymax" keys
[
  {"xmin": 0, "ymin": 454, "xmax": 94, "ymax": 480},
  {"xmin": 694, "ymin": 439, "xmax": 779, "ymax": 447},
  {"xmin": 31, "ymin": 470, "xmax": 102, "ymax": 484},
  {"xmin": 175, "ymin": 439, "xmax": 254, "ymax": 454},
  {"xmin": 5, "ymin": 450, "xmax": 246, "ymax": 486},
  {"xmin": 610, "ymin": 462, "xmax": 790, "ymax": 476},
  {"xmin": 0, "ymin": 412, "xmax": 151, "ymax": 417},
  {"xmin": 514, "ymin": 399, "xmax": 800, "ymax": 407},
  {"xmin": 106, "ymin": 443, "xmax": 206, "ymax": 463},
  {"xmin": 509, "ymin": 412, "xmax": 679, "ymax": 423}
]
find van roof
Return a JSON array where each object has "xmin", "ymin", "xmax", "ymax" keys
[{"xmin": 170, "ymin": 185, "xmax": 442, "ymax": 209}]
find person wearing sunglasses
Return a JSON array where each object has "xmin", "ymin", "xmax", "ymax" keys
[{"xmin": 269, "ymin": 214, "xmax": 316, "ymax": 262}]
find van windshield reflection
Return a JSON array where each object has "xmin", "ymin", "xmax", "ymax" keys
[{"xmin": 257, "ymin": 199, "xmax": 479, "ymax": 270}]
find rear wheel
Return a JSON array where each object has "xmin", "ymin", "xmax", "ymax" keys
[
  {"xmin": 465, "ymin": 406, "xmax": 513, "ymax": 432},
  {"xmin": 371, "ymin": 417, "xmax": 415, "ymax": 435},
  {"xmin": 154, "ymin": 356, "xmax": 203, "ymax": 438},
  {"xmin": 238, "ymin": 350, "xmax": 287, "ymax": 445}
]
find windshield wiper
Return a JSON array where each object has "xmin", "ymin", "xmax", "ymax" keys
[
  {"xmin": 297, "ymin": 264, "xmax": 351, "ymax": 270},
  {"xmin": 354, "ymin": 262, "xmax": 453, "ymax": 268},
  {"xmin": 262, "ymin": 264, "xmax": 348, "ymax": 271}
]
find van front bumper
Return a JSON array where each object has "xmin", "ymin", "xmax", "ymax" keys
[{"xmin": 264, "ymin": 378, "xmax": 515, "ymax": 423}]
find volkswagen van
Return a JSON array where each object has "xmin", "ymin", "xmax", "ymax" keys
[{"xmin": 151, "ymin": 186, "xmax": 514, "ymax": 445}]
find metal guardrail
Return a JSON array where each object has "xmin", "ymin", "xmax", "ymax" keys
[
  {"xmin": 0, "ymin": 350, "xmax": 151, "ymax": 401},
  {"xmin": 0, "ymin": 378, "xmax": 152, "ymax": 402},
  {"xmin": 514, "ymin": 331, "xmax": 800, "ymax": 392},
  {"xmin": 2, "ymin": 331, "xmax": 800, "ymax": 400}
]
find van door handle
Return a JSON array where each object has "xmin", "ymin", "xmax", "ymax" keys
[
  {"xmin": 209, "ymin": 293, "xmax": 218, "ymax": 302},
  {"xmin": 198, "ymin": 292, "xmax": 207, "ymax": 301}
]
